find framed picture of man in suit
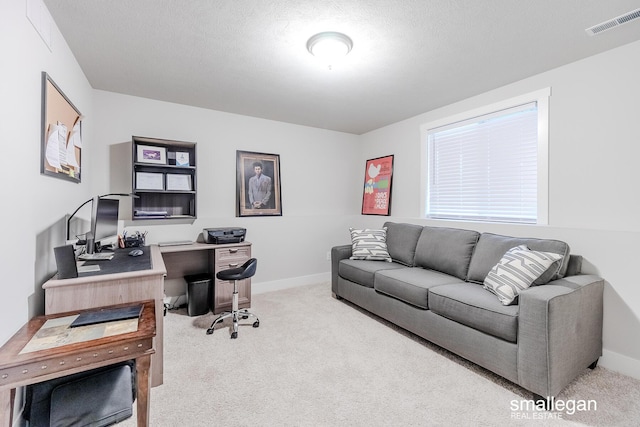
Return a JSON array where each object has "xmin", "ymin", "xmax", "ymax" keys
[{"xmin": 236, "ymin": 150, "xmax": 282, "ymax": 217}]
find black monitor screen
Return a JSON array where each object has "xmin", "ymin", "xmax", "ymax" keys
[{"xmin": 92, "ymin": 198, "xmax": 119, "ymax": 245}]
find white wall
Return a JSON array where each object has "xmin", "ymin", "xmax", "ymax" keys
[
  {"xmin": 92, "ymin": 91, "xmax": 360, "ymax": 292},
  {"xmin": 0, "ymin": 1, "xmax": 94, "ymax": 345},
  {"xmin": 357, "ymin": 40, "xmax": 640, "ymax": 379}
]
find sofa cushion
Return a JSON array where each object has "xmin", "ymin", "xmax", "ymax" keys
[
  {"xmin": 374, "ymin": 268, "xmax": 464, "ymax": 309},
  {"xmin": 484, "ymin": 245, "xmax": 564, "ymax": 305},
  {"xmin": 349, "ymin": 228, "xmax": 392, "ymax": 262},
  {"xmin": 338, "ymin": 259, "xmax": 405, "ymax": 288},
  {"xmin": 414, "ymin": 226, "xmax": 480, "ymax": 280},
  {"xmin": 467, "ymin": 233, "xmax": 570, "ymax": 285},
  {"xmin": 429, "ymin": 282, "xmax": 519, "ymax": 343},
  {"xmin": 383, "ymin": 222, "xmax": 424, "ymax": 266}
]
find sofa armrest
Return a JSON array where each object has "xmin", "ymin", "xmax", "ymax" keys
[
  {"xmin": 331, "ymin": 244, "xmax": 352, "ymax": 295},
  {"xmin": 517, "ymin": 275, "xmax": 604, "ymax": 397},
  {"xmin": 564, "ymin": 255, "xmax": 583, "ymax": 277}
]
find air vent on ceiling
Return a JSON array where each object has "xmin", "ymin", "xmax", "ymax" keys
[{"xmin": 586, "ymin": 8, "xmax": 640, "ymax": 35}]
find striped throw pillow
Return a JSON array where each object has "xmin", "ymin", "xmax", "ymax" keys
[
  {"xmin": 349, "ymin": 228, "xmax": 392, "ymax": 262},
  {"xmin": 483, "ymin": 245, "xmax": 563, "ymax": 305}
]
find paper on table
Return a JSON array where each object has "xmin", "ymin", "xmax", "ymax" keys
[
  {"xmin": 45, "ymin": 123, "xmax": 61, "ymax": 169},
  {"xmin": 70, "ymin": 120, "xmax": 82, "ymax": 148},
  {"xmin": 66, "ymin": 121, "xmax": 81, "ymax": 168},
  {"xmin": 66, "ymin": 136, "xmax": 78, "ymax": 168},
  {"xmin": 57, "ymin": 121, "xmax": 68, "ymax": 166}
]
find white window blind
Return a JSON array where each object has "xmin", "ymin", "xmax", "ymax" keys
[{"xmin": 426, "ymin": 102, "xmax": 538, "ymax": 223}]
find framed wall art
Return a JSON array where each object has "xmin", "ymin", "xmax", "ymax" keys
[
  {"xmin": 136, "ymin": 144, "xmax": 167, "ymax": 164},
  {"xmin": 41, "ymin": 72, "xmax": 83, "ymax": 182},
  {"xmin": 361, "ymin": 155, "xmax": 394, "ymax": 216},
  {"xmin": 236, "ymin": 150, "xmax": 282, "ymax": 217}
]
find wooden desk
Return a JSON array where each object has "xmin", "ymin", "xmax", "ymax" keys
[
  {"xmin": 159, "ymin": 241, "xmax": 252, "ymax": 314},
  {"xmin": 0, "ymin": 300, "xmax": 156, "ymax": 427},
  {"xmin": 42, "ymin": 245, "xmax": 166, "ymax": 387}
]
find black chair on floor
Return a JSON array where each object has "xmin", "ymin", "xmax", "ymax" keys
[{"xmin": 206, "ymin": 258, "xmax": 260, "ymax": 338}]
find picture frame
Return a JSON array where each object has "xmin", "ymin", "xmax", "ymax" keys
[
  {"xmin": 135, "ymin": 172, "xmax": 164, "ymax": 190},
  {"xmin": 361, "ymin": 155, "xmax": 394, "ymax": 216},
  {"xmin": 136, "ymin": 144, "xmax": 167, "ymax": 164},
  {"xmin": 175, "ymin": 151, "xmax": 190, "ymax": 167},
  {"xmin": 236, "ymin": 150, "xmax": 282, "ymax": 217},
  {"xmin": 166, "ymin": 173, "xmax": 192, "ymax": 191},
  {"xmin": 41, "ymin": 72, "xmax": 83, "ymax": 183}
]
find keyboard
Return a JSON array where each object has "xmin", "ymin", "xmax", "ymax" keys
[
  {"xmin": 78, "ymin": 252, "xmax": 114, "ymax": 261},
  {"xmin": 158, "ymin": 240, "xmax": 192, "ymax": 247}
]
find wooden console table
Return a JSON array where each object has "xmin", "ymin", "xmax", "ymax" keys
[
  {"xmin": 0, "ymin": 300, "xmax": 156, "ymax": 427},
  {"xmin": 42, "ymin": 245, "xmax": 166, "ymax": 387}
]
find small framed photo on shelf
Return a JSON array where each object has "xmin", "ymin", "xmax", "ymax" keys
[
  {"xmin": 136, "ymin": 172, "xmax": 164, "ymax": 190},
  {"xmin": 166, "ymin": 173, "xmax": 192, "ymax": 191},
  {"xmin": 137, "ymin": 144, "xmax": 166, "ymax": 164},
  {"xmin": 175, "ymin": 152, "xmax": 190, "ymax": 166}
]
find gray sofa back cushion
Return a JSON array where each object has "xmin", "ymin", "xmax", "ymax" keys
[
  {"xmin": 383, "ymin": 222, "xmax": 424, "ymax": 266},
  {"xmin": 414, "ymin": 226, "xmax": 480, "ymax": 280},
  {"xmin": 467, "ymin": 233, "xmax": 570, "ymax": 284}
]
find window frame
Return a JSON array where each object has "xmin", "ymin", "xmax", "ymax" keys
[{"xmin": 420, "ymin": 88, "xmax": 550, "ymax": 225}]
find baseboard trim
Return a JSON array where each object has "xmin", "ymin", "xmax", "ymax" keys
[
  {"xmin": 252, "ymin": 272, "xmax": 330, "ymax": 295},
  {"xmin": 600, "ymin": 348, "xmax": 640, "ymax": 380}
]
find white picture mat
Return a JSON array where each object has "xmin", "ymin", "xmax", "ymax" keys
[
  {"xmin": 136, "ymin": 172, "xmax": 164, "ymax": 190},
  {"xmin": 137, "ymin": 144, "xmax": 166, "ymax": 164},
  {"xmin": 166, "ymin": 173, "xmax": 192, "ymax": 190}
]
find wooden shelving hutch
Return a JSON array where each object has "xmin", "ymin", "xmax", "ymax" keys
[{"xmin": 132, "ymin": 136, "xmax": 197, "ymax": 220}]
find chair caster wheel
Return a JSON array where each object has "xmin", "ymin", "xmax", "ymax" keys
[
  {"xmin": 253, "ymin": 321, "xmax": 260, "ymax": 328},
  {"xmin": 231, "ymin": 332, "xmax": 238, "ymax": 339},
  {"xmin": 206, "ymin": 328, "xmax": 214, "ymax": 335},
  {"xmin": 241, "ymin": 315, "xmax": 249, "ymax": 320}
]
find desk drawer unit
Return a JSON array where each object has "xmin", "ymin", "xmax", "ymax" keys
[{"xmin": 213, "ymin": 245, "xmax": 251, "ymax": 314}]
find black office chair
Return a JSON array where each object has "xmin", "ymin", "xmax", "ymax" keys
[{"xmin": 206, "ymin": 258, "xmax": 259, "ymax": 338}]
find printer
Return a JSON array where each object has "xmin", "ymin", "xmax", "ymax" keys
[{"xmin": 202, "ymin": 227, "xmax": 246, "ymax": 244}]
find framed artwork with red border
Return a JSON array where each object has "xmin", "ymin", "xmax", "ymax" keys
[{"xmin": 361, "ymin": 155, "xmax": 394, "ymax": 215}]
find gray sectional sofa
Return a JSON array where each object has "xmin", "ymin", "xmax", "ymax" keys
[{"xmin": 331, "ymin": 222, "xmax": 604, "ymax": 399}]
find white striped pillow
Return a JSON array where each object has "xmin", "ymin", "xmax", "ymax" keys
[
  {"xmin": 483, "ymin": 245, "xmax": 563, "ymax": 305},
  {"xmin": 349, "ymin": 228, "xmax": 392, "ymax": 262}
]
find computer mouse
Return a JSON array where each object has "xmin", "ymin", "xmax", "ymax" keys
[{"xmin": 129, "ymin": 249, "xmax": 144, "ymax": 257}]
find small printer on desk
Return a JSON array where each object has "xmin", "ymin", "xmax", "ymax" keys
[{"xmin": 202, "ymin": 227, "xmax": 246, "ymax": 244}]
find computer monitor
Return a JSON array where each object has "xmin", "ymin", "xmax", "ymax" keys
[{"xmin": 89, "ymin": 197, "xmax": 119, "ymax": 253}]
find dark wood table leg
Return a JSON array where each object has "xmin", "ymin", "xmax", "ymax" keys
[{"xmin": 136, "ymin": 354, "xmax": 151, "ymax": 426}]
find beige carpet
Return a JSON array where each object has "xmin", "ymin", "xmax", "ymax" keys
[{"xmin": 120, "ymin": 282, "xmax": 640, "ymax": 426}]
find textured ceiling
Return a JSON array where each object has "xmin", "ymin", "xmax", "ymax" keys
[{"xmin": 44, "ymin": 0, "xmax": 640, "ymax": 134}]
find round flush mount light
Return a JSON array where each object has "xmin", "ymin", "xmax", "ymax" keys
[{"xmin": 306, "ymin": 32, "xmax": 353, "ymax": 69}]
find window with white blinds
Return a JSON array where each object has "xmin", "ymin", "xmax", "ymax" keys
[{"xmin": 424, "ymin": 90, "xmax": 550, "ymax": 224}]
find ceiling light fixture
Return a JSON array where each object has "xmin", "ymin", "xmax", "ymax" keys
[{"xmin": 306, "ymin": 32, "xmax": 353, "ymax": 69}]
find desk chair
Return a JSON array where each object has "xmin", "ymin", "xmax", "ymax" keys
[{"xmin": 206, "ymin": 258, "xmax": 259, "ymax": 339}]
